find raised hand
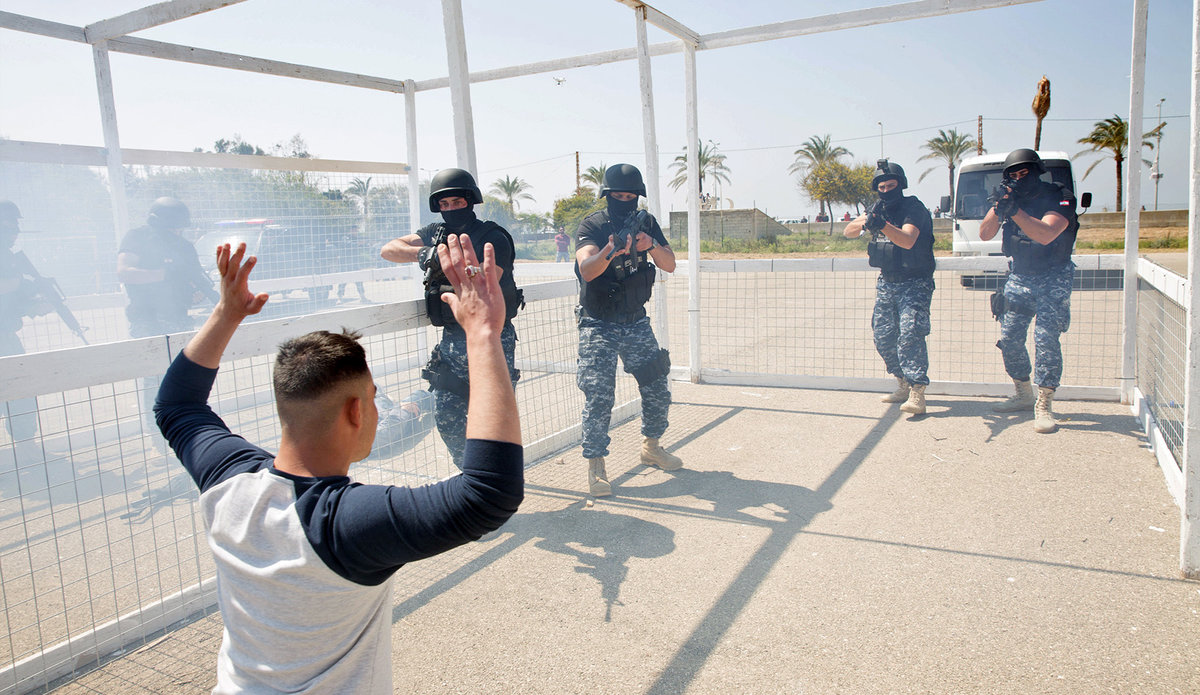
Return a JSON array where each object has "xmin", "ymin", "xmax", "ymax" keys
[
  {"xmin": 215, "ymin": 243, "xmax": 269, "ymax": 318},
  {"xmin": 435, "ymin": 234, "xmax": 504, "ymax": 336}
]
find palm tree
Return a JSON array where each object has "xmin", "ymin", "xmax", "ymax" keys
[
  {"xmin": 346, "ymin": 176, "xmax": 372, "ymax": 228},
  {"xmin": 580, "ymin": 163, "xmax": 607, "ymax": 197},
  {"xmin": 489, "ymin": 175, "xmax": 535, "ymax": 215},
  {"xmin": 667, "ymin": 141, "xmax": 732, "ymax": 204},
  {"xmin": 1074, "ymin": 114, "xmax": 1155, "ymax": 212},
  {"xmin": 788, "ymin": 135, "xmax": 851, "ymax": 218},
  {"xmin": 917, "ymin": 129, "xmax": 981, "ymax": 204}
]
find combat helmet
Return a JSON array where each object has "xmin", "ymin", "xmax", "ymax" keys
[
  {"xmin": 147, "ymin": 197, "xmax": 191, "ymax": 230},
  {"xmin": 599, "ymin": 163, "xmax": 646, "ymax": 198},
  {"xmin": 1002, "ymin": 148, "xmax": 1045, "ymax": 177},
  {"xmin": 428, "ymin": 168, "xmax": 483, "ymax": 213},
  {"xmin": 871, "ymin": 161, "xmax": 908, "ymax": 190}
]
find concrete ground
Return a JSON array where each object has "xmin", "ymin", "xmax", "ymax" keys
[{"xmin": 49, "ymin": 383, "xmax": 1199, "ymax": 695}]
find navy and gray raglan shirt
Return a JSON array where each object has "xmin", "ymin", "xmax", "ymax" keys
[{"xmin": 154, "ymin": 352, "xmax": 524, "ymax": 694}]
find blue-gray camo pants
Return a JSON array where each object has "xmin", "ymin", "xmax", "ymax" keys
[
  {"xmin": 872, "ymin": 275, "xmax": 934, "ymax": 386},
  {"xmin": 997, "ymin": 262, "xmax": 1073, "ymax": 390},
  {"xmin": 432, "ymin": 323, "xmax": 519, "ymax": 468},
  {"xmin": 577, "ymin": 316, "xmax": 670, "ymax": 459}
]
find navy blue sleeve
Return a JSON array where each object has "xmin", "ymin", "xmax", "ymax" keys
[
  {"xmin": 154, "ymin": 352, "xmax": 274, "ymax": 492},
  {"xmin": 294, "ymin": 439, "xmax": 525, "ymax": 585}
]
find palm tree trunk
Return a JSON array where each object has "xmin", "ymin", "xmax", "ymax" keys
[
  {"xmin": 1034, "ymin": 118, "xmax": 1043, "ymax": 151},
  {"xmin": 948, "ymin": 164, "xmax": 955, "ymax": 208},
  {"xmin": 1115, "ymin": 157, "xmax": 1123, "ymax": 213}
]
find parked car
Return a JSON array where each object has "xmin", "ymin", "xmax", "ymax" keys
[{"xmin": 194, "ymin": 219, "xmax": 334, "ymax": 301}]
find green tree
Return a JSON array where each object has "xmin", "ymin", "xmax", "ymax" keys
[
  {"xmin": 489, "ymin": 175, "xmax": 535, "ymax": 215},
  {"xmin": 789, "ymin": 135, "xmax": 851, "ymax": 218},
  {"xmin": 843, "ymin": 163, "xmax": 876, "ymax": 214},
  {"xmin": 1074, "ymin": 114, "xmax": 1155, "ymax": 212},
  {"xmin": 800, "ymin": 160, "xmax": 853, "ymax": 220},
  {"xmin": 667, "ymin": 141, "xmax": 732, "ymax": 200},
  {"xmin": 553, "ymin": 191, "xmax": 605, "ymax": 235},
  {"xmin": 478, "ymin": 195, "xmax": 518, "ymax": 230},
  {"xmin": 916, "ymin": 128, "xmax": 981, "ymax": 204},
  {"xmin": 211, "ymin": 134, "xmax": 264, "ymax": 155}
]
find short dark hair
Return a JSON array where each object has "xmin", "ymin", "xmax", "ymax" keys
[{"xmin": 273, "ymin": 330, "xmax": 370, "ymax": 408}]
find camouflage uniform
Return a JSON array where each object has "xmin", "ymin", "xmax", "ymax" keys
[
  {"xmin": 865, "ymin": 194, "xmax": 935, "ymax": 386},
  {"xmin": 431, "ymin": 323, "xmax": 519, "ymax": 467},
  {"xmin": 577, "ymin": 316, "xmax": 669, "ymax": 459},
  {"xmin": 872, "ymin": 275, "xmax": 935, "ymax": 386},
  {"xmin": 416, "ymin": 216, "xmax": 521, "ymax": 469},
  {"xmin": 997, "ymin": 262, "xmax": 1073, "ymax": 390},
  {"xmin": 575, "ymin": 208, "xmax": 672, "ymax": 460},
  {"xmin": 996, "ymin": 180, "xmax": 1079, "ymax": 390}
]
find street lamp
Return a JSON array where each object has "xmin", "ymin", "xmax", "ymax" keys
[
  {"xmin": 877, "ymin": 122, "xmax": 884, "ymax": 158},
  {"xmin": 1152, "ymin": 98, "xmax": 1165, "ymax": 211}
]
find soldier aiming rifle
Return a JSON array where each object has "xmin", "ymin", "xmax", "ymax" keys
[{"xmin": 0, "ymin": 200, "xmax": 87, "ymax": 348}]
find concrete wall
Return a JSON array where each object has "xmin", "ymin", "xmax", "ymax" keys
[
  {"xmin": 1079, "ymin": 209, "xmax": 1188, "ymax": 229},
  {"xmin": 667, "ymin": 208, "xmax": 791, "ymax": 243}
]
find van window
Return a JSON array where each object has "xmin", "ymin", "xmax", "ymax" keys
[{"xmin": 955, "ymin": 164, "xmax": 1073, "ymax": 220}]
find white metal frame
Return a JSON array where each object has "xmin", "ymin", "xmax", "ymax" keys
[{"xmin": 0, "ymin": 0, "xmax": 1193, "ymax": 593}]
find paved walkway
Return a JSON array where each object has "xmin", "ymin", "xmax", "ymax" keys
[{"xmin": 51, "ymin": 384, "xmax": 1198, "ymax": 694}]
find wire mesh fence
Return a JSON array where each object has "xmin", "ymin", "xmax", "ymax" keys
[
  {"xmin": 0, "ymin": 155, "xmax": 423, "ymax": 354},
  {"xmin": 0, "ymin": 151, "xmax": 1152, "ymax": 694},
  {"xmin": 662, "ymin": 255, "xmax": 1126, "ymax": 394},
  {"xmin": 1136, "ymin": 268, "xmax": 1186, "ymax": 467}
]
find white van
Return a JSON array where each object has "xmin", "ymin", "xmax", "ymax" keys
[{"xmin": 942, "ymin": 150, "xmax": 1085, "ymax": 256}]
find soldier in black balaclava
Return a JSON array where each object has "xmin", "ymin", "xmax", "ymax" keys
[
  {"xmin": 979, "ymin": 148, "xmax": 1080, "ymax": 434},
  {"xmin": 844, "ymin": 161, "xmax": 936, "ymax": 416},
  {"xmin": 573, "ymin": 163, "xmax": 682, "ymax": 498},
  {"xmin": 380, "ymin": 168, "xmax": 522, "ymax": 469}
]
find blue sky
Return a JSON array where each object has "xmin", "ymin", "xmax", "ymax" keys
[{"xmin": 1, "ymin": 0, "xmax": 1194, "ymax": 218}]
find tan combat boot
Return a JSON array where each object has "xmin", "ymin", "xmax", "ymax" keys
[
  {"xmin": 993, "ymin": 378, "xmax": 1035, "ymax": 413},
  {"xmin": 881, "ymin": 376, "xmax": 910, "ymax": 403},
  {"xmin": 588, "ymin": 457, "xmax": 612, "ymax": 497},
  {"xmin": 641, "ymin": 438, "xmax": 683, "ymax": 471},
  {"xmin": 1034, "ymin": 386, "xmax": 1057, "ymax": 434},
  {"xmin": 900, "ymin": 383, "xmax": 926, "ymax": 415}
]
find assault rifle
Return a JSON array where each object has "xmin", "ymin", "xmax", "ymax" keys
[
  {"xmin": 13, "ymin": 251, "xmax": 88, "ymax": 345},
  {"xmin": 987, "ymin": 176, "xmax": 1019, "ymax": 219},
  {"xmin": 606, "ymin": 209, "xmax": 653, "ymax": 260}
]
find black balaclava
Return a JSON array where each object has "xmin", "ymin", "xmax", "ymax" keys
[
  {"xmin": 440, "ymin": 205, "xmax": 477, "ymax": 231},
  {"xmin": 1010, "ymin": 170, "xmax": 1039, "ymax": 199},
  {"xmin": 607, "ymin": 194, "xmax": 638, "ymax": 221},
  {"xmin": 878, "ymin": 178, "xmax": 904, "ymax": 210}
]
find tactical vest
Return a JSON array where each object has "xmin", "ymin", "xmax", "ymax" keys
[
  {"xmin": 866, "ymin": 198, "xmax": 935, "ymax": 279},
  {"xmin": 577, "ymin": 217, "xmax": 656, "ymax": 323},
  {"xmin": 425, "ymin": 220, "xmax": 524, "ymax": 327},
  {"xmin": 1001, "ymin": 182, "xmax": 1078, "ymax": 274}
]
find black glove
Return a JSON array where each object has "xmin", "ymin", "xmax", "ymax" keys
[
  {"xmin": 863, "ymin": 202, "xmax": 886, "ymax": 234},
  {"xmin": 417, "ymin": 245, "xmax": 438, "ymax": 271},
  {"xmin": 993, "ymin": 194, "xmax": 1017, "ymax": 219}
]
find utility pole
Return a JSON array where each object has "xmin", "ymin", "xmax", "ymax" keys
[
  {"xmin": 575, "ymin": 151, "xmax": 580, "ymax": 193},
  {"xmin": 977, "ymin": 115, "xmax": 984, "ymax": 155},
  {"xmin": 1152, "ymin": 98, "xmax": 1164, "ymax": 210}
]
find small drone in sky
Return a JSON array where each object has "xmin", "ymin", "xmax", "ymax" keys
[{"xmin": 552, "ymin": 76, "xmax": 566, "ymax": 86}]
